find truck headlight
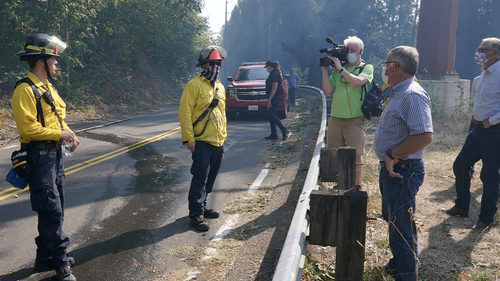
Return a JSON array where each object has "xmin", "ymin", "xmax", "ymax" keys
[{"xmin": 227, "ymin": 88, "xmax": 236, "ymax": 97}]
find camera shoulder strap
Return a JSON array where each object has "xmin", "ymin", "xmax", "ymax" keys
[{"xmin": 355, "ymin": 62, "xmax": 372, "ymax": 101}]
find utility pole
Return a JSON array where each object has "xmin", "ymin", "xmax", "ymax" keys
[
  {"xmin": 223, "ymin": 0, "xmax": 231, "ymax": 85},
  {"xmin": 224, "ymin": 0, "xmax": 227, "ymax": 49}
]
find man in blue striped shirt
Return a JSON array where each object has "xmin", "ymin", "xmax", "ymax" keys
[
  {"xmin": 446, "ymin": 37, "xmax": 500, "ymax": 230},
  {"xmin": 374, "ymin": 46, "xmax": 433, "ymax": 281}
]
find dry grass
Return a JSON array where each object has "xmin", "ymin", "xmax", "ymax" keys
[{"xmin": 304, "ymin": 116, "xmax": 500, "ymax": 280}]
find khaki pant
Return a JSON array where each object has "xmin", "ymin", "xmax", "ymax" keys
[{"xmin": 327, "ymin": 116, "xmax": 365, "ymax": 156}]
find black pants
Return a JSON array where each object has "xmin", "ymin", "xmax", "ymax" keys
[
  {"xmin": 188, "ymin": 141, "xmax": 224, "ymax": 217},
  {"xmin": 27, "ymin": 142, "xmax": 70, "ymax": 268},
  {"xmin": 268, "ymin": 95, "xmax": 287, "ymax": 136}
]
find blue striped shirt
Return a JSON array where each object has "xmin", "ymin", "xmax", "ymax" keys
[{"xmin": 374, "ymin": 77, "xmax": 433, "ymax": 160}]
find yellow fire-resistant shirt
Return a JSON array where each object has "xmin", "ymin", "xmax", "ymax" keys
[
  {"xmin": 178, "ymin": 74, "xmax": 227, "ymax": 147},
  {"xmin": 11, "ymin": 71, "xmax": 72, "ymax": 143}
]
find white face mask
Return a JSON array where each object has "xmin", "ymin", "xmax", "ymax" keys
[
  {"xmin": 347, "ymin": 53, "xmax": 358, "ymax": 63},
  {"xmin": 381, "ymin": 67, "xmax": 390, "ymax": 84}
]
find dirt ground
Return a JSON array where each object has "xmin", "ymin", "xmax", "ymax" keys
[{"xmin": 303, "ymin": 119, "xmax": 500, "ymax": 280}]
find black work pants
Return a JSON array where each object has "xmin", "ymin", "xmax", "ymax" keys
[
  {"xmin": 27, "ymin": 142, "xmax": 70, "ymax": 268},
  {"xmin": 268, "ymin": 95, "xmax": 287, "ymax": 136},
  {"xmin": 188, "ymin": 141, "xmax": 223, "ymax": 217}
]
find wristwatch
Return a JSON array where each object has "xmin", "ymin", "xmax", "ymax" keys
[
  {"xmin": 339, "ymin": 68, "xmax": 345, "ymax": 74},
  {"xmin": 386, "ymin": 149, "xmax": 395, "ymax": 160}
]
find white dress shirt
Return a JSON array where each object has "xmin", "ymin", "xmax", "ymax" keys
[{"xmin": 473, "ymin": 59, "xmax": 500, "ymax": 125}]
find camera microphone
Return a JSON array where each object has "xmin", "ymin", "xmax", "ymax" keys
[
  {"xmin": 326, "ymin": 37, "xmax": 338, "ymax": 47},
  {"xmin": 320, "ymin": 48, "xmax": 329, "ymax": 53}
]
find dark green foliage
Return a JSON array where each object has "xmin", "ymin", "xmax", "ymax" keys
[
  {"xmin": 0, "ymin": 0, "xmax": 208, "ymax": 111},
  {"xmin": 2, "ymin": 0, "xmax": 497, "ymax": 111}
]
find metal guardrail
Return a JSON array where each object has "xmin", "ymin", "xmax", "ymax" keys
[{"xmin": 272, "ymin": 85, "xmax": 327, "ymax": 281}]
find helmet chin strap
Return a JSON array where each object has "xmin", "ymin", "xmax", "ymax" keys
[{"xmin": 42, "ymin": 57, "xmax": 53, "ymax": 82}]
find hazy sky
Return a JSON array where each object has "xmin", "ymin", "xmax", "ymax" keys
[{"xmin": 201, "ymin": 0, "xmax": 237, "ymax": 33}]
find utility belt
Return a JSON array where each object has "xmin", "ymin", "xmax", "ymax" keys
[{"xmin": 21, "ymin": 140, "xmax": 61, "ymax": 150}]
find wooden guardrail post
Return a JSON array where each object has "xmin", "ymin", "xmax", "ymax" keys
[
  {"xmin": 310, "ymin": 147, "xmax": 367, "ymax": 280},
  {"xmin": 337, "ymin": 147, "xmax": 356, "ymax": 190},
  {"xmin": 335, "ymin": 189, "xmax": 367, "ymax": 280},
  {"xmin": 319, "ymin": 148, "xmax": 338, "ymax": 182}
]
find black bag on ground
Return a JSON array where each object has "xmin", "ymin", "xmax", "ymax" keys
[{"xmin": 361, "ymin": 80, "xmax": 387, "ymax": 120}]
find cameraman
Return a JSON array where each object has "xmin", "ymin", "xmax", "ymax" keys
[{"xmin": 321, "ymin": 36, "xmax": 373, "ymax": 190}]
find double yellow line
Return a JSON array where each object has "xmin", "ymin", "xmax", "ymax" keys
[{"xmin": 0, "ymin": 127, "xmax": 181, "ymax": 201}]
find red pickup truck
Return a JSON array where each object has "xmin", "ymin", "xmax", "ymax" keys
[{"xmin": 226, "ymin": 62, "xmax": 289, "ymax": 119}]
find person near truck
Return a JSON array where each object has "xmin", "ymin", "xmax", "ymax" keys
[
  {"xmin": 320, "ymin": 36, "xmax": 373, "ymax": 190},
  {"xmin": 264, "ymin": 60, "xmax": 291, "ymax": 141},
  {"xmin": 11, "ymin": 33, "xmax": 80, "ymax": 281},
  {"xmin": 288, "ymin": 67, "xmax": 300, "ymax": 106},
  {"xmin": 178, "ymin": 45, "xmax": 227, "ymax": 232}
]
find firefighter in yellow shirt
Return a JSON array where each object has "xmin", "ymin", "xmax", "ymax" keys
[
  {"xmin": 178, "ymin": 46, "xmax": 227, "ymax": 232},
  {"xmin": 11, "ymin": 33, "xmax": 79, "ymax": 281}
]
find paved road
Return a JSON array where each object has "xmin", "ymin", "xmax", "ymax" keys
[{"xmin": 0, "ymin": 107, "xmax": 294, "ymax": 281}]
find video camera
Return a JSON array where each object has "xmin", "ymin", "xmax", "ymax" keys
[{"xmin": 319, "ymin": 37, "xmax": 348, "ymax": 66}]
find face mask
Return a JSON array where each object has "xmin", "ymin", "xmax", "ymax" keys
[
  {"xmin": 474, "ymin": 51, "xmax": 490, "ymax": 66},
  {"xmin": 381, "ymin": 67, "xmax": 390, "ymax": 84},
  {"xmin": 201, "ymin": 64, "xmax": 219, "ymax": 81},
  {"xmin": 347, "ymin": 53, "xmax": 358, "ymax": 63}
]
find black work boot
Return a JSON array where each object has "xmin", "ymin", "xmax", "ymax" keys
[
  {"xmin": 34, "ymin": 255, "xmax": 75, "ymax": 272},
  {"xmin": 264, "ymin": 134, "xmax": 279, "ymax": 140},
  {"xmin": 56, "ymin": 265, "xmax": 76, "ymax": 281},
  {"xmin": 190, "ymin": 215, "xmax": 209, "ymax": 232},
  {"xmin": 203, "ymin": 208, "xmax": 220, "ymax": 218}
]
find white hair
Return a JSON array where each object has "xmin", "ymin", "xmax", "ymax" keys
[{"xmin": 344, "ymin": 36, "xmax": 364, "ymax": 53}]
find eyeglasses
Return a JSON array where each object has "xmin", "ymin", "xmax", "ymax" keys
[
  {"xmin": 380, "ymin": 61, "xmax": 398, "ymax": 68},
  {"xmin": 209, "ymin": 61, "xmax": 221, "ymax": 66},
  {"xmin": 477, "ymin": 48, "xmax": 494, "ymax": 53}
]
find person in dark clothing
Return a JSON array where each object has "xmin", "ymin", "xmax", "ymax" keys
[
  {"xmin": 264, "ymin": 60, "xmax": 291, "ymax": 141},
  {"xmin": 12, "ymin": 33, "xmax": 79, "ymax": 281},
  {"xmin": 178, "ymin": 45, "xmax": 227, "ymax": 232},
  {"xmin": 288, "ymin": 67, "xmax": 300, "ymax": 106}
]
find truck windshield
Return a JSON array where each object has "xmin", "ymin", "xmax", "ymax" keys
[{"xmin": 235, "ymin": 68, "xmax": 269, "ymax": 81}]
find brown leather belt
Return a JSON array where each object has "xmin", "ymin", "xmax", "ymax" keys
[{"xmin": 380, "ymin": 159, "xmax": 421, "ymax": 167}]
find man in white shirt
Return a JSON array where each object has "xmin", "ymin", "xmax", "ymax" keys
[{"xmin": 446, "ymin": 37, "xmax": 500, "ymax": 230}]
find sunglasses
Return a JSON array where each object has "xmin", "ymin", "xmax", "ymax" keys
[{"xmin": 209, "ymin": 61, "xmax": 221, "ymax": 66}]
